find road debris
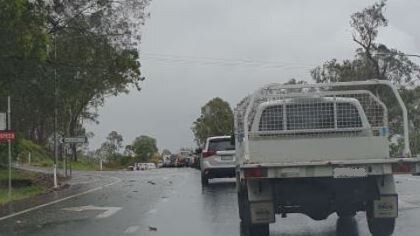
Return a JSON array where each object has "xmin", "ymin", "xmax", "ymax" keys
[{"xmin": 148, "ymin": 226, "xmax": 158, "ymax": 231}]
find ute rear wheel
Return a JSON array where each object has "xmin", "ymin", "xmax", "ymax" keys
[
  {"xmin": 240, "ymin": 221, "xmax": 269, "ymax": 236},
  {"xmin": 238, "ymin": 181, "xmax": 270, "ymax": 236},
  {"xmin": 366, "ymin": 203, "xmax": 395, "ymax": 236},
  {"xmin": 367, "ymin": 215, "xmax": 395, "ymax": 236},
  {"xmin": 336, "ymin": 216, "xmax": 358, "ymax": 236}
]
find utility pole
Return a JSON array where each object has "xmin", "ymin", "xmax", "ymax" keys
[
  {"xmin": 53, "ymin": 34, "xmax": 58, "ymax": 188},
  {"xmin": 7, "ymin": 96, "xmax": 12, "ymax": 199}
]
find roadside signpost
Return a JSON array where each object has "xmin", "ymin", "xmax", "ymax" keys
[
  {"xmin": 0, "ymin": 112, "xmax": 5, "ymax": 131},
  {"xmin": 1, "ymin": 97, "xmax": 13, "ymax": 198},
  {"xmin": 0, "ymin": 131, "xmax": 16, "ymax": 142},
  {"xmin": 61, "ymin": 136, "xmax": 87, "ymax": 176},
  {"xmin": 61, "ymin": 137, "xmax": 87, "ymax": 144}
]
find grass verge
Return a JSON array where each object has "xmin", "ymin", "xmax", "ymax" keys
[
  {"xmin": 70, "ymin": 161, "xmax": 98, "ymax": 171},
  {"xmin": 0, "ymin": 185, "xmax": 44, "ymax": 205},
  {"xmin": 0, "ymin": 168, "xmax": 48, "ymax": 206}
]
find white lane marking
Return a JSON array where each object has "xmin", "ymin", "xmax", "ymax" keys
[
  {"xmin": 124, "ymin": 226, "xmax": 140, "ymax": 234},
  {"xmin": 0, "ymin": 175, "xmax": 122, "ymax": 221},
  {"xmin": 62, "ymin": 205, "xmax": 122, "ymax": 219},
  {"xmin": 96, "ymin": 207, "xmax": 121, "ymax": 219}
]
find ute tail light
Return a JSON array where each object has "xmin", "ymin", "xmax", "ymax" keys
[
  {"xmin": 392, "ymin": 162, "xmax": 413, "ymax": 174},
  {"xmin": 202, "ymin": 151, "xmax": 216, "ymax": 158},
  {"xmin": 244, "ymin": 167, "xmax": 268, "ymax": 178}
]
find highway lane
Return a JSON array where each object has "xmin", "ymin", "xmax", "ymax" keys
[{"xmin": 1, "ymin": 168, "xmax": 419, "ymax": 236}]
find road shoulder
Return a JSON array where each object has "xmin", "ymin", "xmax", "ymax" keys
[{"xmin": 0, "ymin": 166, "xmax": 120, "ymax": 220}]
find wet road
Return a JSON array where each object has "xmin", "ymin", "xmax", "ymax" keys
[{"xmin": 1, "ymin": 168, "xmax": 420, "ymax": 236}]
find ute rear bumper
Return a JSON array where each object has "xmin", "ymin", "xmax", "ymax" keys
[{"xmin": 239, "ymin": 158, "xmax": 420, "ymax": 179}]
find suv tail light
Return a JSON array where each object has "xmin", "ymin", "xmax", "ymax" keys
[
  {"xmin": 244, "ymin": 167, "xmax": 268, "ymax": 178},
  {"xmin": 202, "ymin": 151, "xmax": 216, "ymax": 158},
  {"xmin": 392, "ymin": 162, "xmax": 413, "ymax": 174}
]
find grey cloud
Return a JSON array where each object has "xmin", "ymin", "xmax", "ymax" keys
[{"xmin": 87, "ymin": 0, "xmax": 420, "ymax": 152}]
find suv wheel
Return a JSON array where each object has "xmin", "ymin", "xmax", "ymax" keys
[{"xmin": 201, "ymin": 173, "xmax": 209, "ymax": 186}]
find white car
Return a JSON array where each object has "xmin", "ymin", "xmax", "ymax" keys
[
  {"xmin": 200, "ymin": 135, "xmax": 235, "ymax": 185},
  {"xmin": 146, "ymin": 163, "xmax": 156, "ymax": 169}
]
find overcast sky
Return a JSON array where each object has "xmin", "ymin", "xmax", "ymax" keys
[{"xmin": 87, "ymin": 0, "xmax": 420, "ymax": 152}]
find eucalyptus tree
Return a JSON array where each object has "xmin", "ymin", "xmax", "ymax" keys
[
  {"xmin": 0, "ymin": 0, "xmax": 152, "ymax": 159},
  {"xmin": 311, "ymin": 0, "xmax": 420, "ymax": 155},
  {"xmin": 192, "ymin": 97, "xmax": 234, "ymax": 146}
]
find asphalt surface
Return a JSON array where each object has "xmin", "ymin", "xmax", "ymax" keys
[{"xmin": 0, "ymin": 168, "xmax": 420, "ymax": 236}]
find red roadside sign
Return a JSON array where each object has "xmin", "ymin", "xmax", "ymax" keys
[{"xmin": 0, "ymin": 131, "xmax": 16, "ymax": 142}]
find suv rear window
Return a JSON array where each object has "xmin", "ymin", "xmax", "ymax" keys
[{"xmin": 208, "ymin": 138, "xmax": 235, "ymax": 151}]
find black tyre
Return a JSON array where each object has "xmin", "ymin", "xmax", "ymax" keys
[
  {"xmin": 237, "ymin": 184, "xmax": 247, "ymax": 220},
  {"xmin": 366, "ymin": 200, "xmax": 395, "ymax": 236},
  {"xmin": 367, "ymin": 216, "xmax": 395, "ymax": 236},
  {"xmin": 238, "ymin": 180, "xmax": 270, "ymax": 236},
  {"xmin": 336, "ymin": 216, "xmax": 358, "ymax": 236},
  {"xmin": 201, "ymin": 173, "xmax": 209, "ymax": 186},
  {"xmin": 240, "ymin": 221, "xmax": 269, "ymax": 236}
]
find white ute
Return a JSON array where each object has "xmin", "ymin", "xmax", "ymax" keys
[{"xmin": 234, "ymin": 80, "xmax": 420, "ymax": 236}]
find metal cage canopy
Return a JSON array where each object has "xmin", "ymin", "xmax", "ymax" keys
[{"xmin": 234, "ymin": 80, "xmax": 411, "ymax": 159}]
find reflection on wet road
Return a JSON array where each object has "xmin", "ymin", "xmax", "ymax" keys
[{"xmin": 1, "ymin": 168, "xmax": 420, "ymax": 236}]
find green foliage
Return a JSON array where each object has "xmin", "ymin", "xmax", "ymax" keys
[
  {"xmin": 0, "ymin": 168, "xmax": 22, "ymax": 181},
  {"xmin": 131, "ymin": 135, "xmax": 158, "ymax": 162},
  {"xmin": 96, "ymin": 131, "xmax": 124, "ymax": 161},
  {"xmin": 70, "ymin": 160, "xmax": 98, "ymax": 171},
  {"xmin": 16, "ymin": 139, "xmax": 50, "ymax": 162},
  {"xmin": 400, "ymin": 87, "xmax": 420, "ymax": 154},
  {"xmin": 0, "ymin": 168, "xmax": 46, "ymax": 205},
  {"xmin": 310, "ymin": 0, "xmax": 420, "ymax": 155},
  {"xmin": 192, "ymin": 97, "xmax": 234, "ymax": 146},
  {"xmin": 0, "ymin": 185, "xmax": 43, "ymax": 205},
  {"xmin": 0, "ymin": 138, "xmax": 52, "ymax": 168},
  {"xmin": 117, "ymin": 155, "xmax": 132, "ymax": 167},
  {"xmin": 0, "ymin": 0, "xmax": 48, "ymax": 62},
  {"xmin": 311, "ymin": 0, "xmax": 419, "ymax": 85},
  {"xmin": 0, "ymin": 0, "xmax": 150, "ymax": 158}
]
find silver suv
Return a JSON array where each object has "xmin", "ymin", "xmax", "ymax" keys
[{"xmin": 200, "ymin": 135, "xmax": 235, "ymax": 185}]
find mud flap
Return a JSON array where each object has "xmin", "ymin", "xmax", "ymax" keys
[
  {"xmin": 250, "ymin": 201, "xmax": 275, "ymax": 224},
  {"xmin": 373, "ymin": 194, "xmax": 398, "ymax": 218}
]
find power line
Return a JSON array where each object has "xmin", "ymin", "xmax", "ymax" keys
[{"xmin": 140, "ymin": 52, "xmax": 315, "ymax": 70}]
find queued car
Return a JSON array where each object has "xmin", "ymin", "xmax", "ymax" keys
[
  {"xmin": 129, "ymin": 163, "xmax": 156, "ymax": 171},
  {"xmin": 200, "ymin": 135, "xmax": 235, "ymax": 185}
]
